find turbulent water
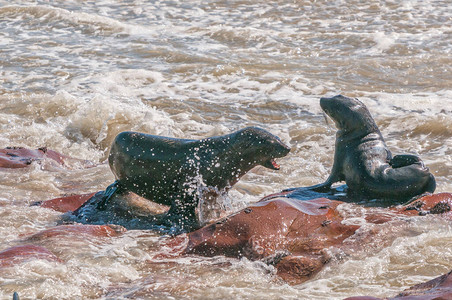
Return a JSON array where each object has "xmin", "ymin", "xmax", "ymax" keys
[{"xmin": 1, "ymin": 0, "xmax": 451, "ymax": 299}]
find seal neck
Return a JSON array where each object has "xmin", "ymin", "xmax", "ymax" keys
[{"xmin": 337, "ymin": 129, "xmax": 384, "ymax": 144}]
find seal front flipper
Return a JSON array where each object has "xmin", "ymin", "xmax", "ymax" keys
[
  {"xmin": 309, "ymin": 182, "xmax": 333, "ymax": 192},
  {"xmin": 160, "ymin": 193, "xmax": 200, "ymax": 234},
  {"xmin": 97, "ymin": 180, "xmax": 122, "ymax": 210},
  {"xmin": 390, "ymin": 154, "xmax": 423, "ymax": 168},
  {"xmin": 282, "ymin": 178, "xmax": 337, "ymax": 193},
  {"xmin": 309, "ymin": 168, "xmax": 344, "ymax": 192},
  {"xmin": 282, "ymin": 183, "xmax": 331, "ymax": 193}
]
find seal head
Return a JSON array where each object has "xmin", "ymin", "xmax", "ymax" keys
[
  {"xmin": 320, "ymin": 95, "xmax": 380, "ymax": 138},
  {"xmin": 229, "ymin": 127, "xmax": 290, "ymax": 171}
]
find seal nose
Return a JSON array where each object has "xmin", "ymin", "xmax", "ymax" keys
[
  {"xmin": 320, "ymin": 94, "xmax": 348, "ymax": 114},
  {"xmin": 320, "ymin": 96, "xmax": 331, "ymax": 111},
  {"xmin": 279, "ymin": 141, "xmax": 291, "ymax": 156}
]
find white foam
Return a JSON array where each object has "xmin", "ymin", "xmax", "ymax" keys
[{"xmin": 1, "ymin": 0, "xmax": 451, "ymax": 298}]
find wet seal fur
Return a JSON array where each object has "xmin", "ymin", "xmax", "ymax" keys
[
  {"xmin": 95, "ymin": 127, "xmax": 290, "ymax": 231},
  {"xmin": 290, "ymin": 95, "xmax": 436, "ymax": 202}
]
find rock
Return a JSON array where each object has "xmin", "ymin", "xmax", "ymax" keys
[
  {"xmin": 34, "ymin": 185, "xmax": 452, "ymax": 286},
  {"xmin": 0, "ymin": 147, "xmax": 95, "ymax": 169},
  {"xmin": 395, "ymin": 192, "xmax": 452, "ymax": 219},
  {"xmin": 345, "ymin": 269, "xmax": 452, "ymax": 300},
  {"xmin": 69, "ymin": 191, "xmax": 172, "ymax": 231},
  {"xmin": 0, "ymin": 245, "xmax": 60, "ymax": 267},
  {"xmin": 184, "ymin": 197, "xmax": 360, "ymax": 284},
  {"xmin": 26, "ymin": 224, "xmax": 126, "ymax": 241},
  {"xmin": 37, "ymin": 192, "xmax": 98, "ymax": 212},
  {"xmin": 394, "ymin": 269, "xmax": 452, "ymax": 299},
  {"xmin": 183, "ymin": 192, "xmax": 452, "ymax": 285},
  {"xmin": 344, "ymin": 297, "xmax": 381, "ymax": 300}
]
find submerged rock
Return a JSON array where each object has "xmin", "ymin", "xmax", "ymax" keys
[
  {"xmin": 26, "ymin": 224, "xmax": 126, "ymax": 241},
  {"xmin": 346, "ymin": 269, "xmax": 452, "ymax": 300},
  {"xmin": 0, "ymin": 245, "xmax": 60, "ymax": 268},
  {"xmin": 394, "ymin": 269, "xmax": 452, "ymax": 299},
  {"xmin": 0, "ymin": 147, "xmax": 95, "ymax": 169}
]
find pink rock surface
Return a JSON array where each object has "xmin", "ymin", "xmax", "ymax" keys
[
  {"xmin": 0, "ymin": 147, "xmax": 94, "ymax": 169},
  {"xmin": 0, "ymin": 244, "xmax": 60, "ymax": 267},
  {"xmin": 184, "ymin": 193, "xmax": 452, "ymax": 284},
  {"xmin": 39, "ymin": 192, "xmax": 97, "ymax": 212},
  {"xmin": 26, "ymin": 224, "xmax": 126, "ymax": 241}
]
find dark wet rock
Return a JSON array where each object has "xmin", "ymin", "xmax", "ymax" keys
[
  {"xmin": 0, "ymin": 147, "xmax": 95, "ymax": 169},
  {"xmin": 0, "ymin": 245, "xmax": 60, "ymax": 267},
  {"xmin": 39, "ymin": 191, "xmax": 182, "ymax": 232},
  {"xmin": 67, "ymin": 191, "xmax": 174, "ymax": 232}
]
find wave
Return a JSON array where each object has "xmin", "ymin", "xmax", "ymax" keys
[{"xmin": 0, "ymin": 5, "xmax": 152, "ymax": 37}]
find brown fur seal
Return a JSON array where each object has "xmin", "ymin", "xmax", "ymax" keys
[
  {"xmin": 290, "ymin": 95, "xmax": 435, "ymax": 202},
  {"xmin": 98, "ymin": 127, "xmax": 290, "ymax": 230}
]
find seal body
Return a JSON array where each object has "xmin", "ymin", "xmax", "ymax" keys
[
  {"xmin": 309, "ymin": 95, "xmax": 435, "ymax": 201},
  {"xmin": 106, "ymin": 127, "xmax": 290, "ymax": 228}
]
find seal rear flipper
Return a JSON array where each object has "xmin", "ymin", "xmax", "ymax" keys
[
  {"xmin": 371, "ymin": 166, "xmax": 436, "ymax": 200},
  {"xmin": 97, "ymin": 180, "xmax": 122, "ymax": 210},
  {"xmin": 390, "ymin": 154, "xmax": 423, "ymax": 168}
]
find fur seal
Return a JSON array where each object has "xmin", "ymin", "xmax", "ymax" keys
[
  {"xmin": 98, "ymin": 127, "xmax": 290, "ymax": 229},
  {"xmin": 296, "ymin": 95, "xmax": 436, "ymax": 202}
]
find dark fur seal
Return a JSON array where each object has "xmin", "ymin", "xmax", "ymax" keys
[
  {"xmin": 300, "ymin": 95, "xmax": 436, "ymax": 201},
  {"xmin": 99, "ymin": 127, "xmax": 290, "ymax": 228}
]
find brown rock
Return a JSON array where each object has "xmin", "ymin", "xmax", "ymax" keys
[
  {"xmin": 397, "ymin": 193, "xmax": 452, "ymax": 219},
  {"xmin": 274, "ymin": 255, "xmax": 327, "ymax": 285},
  {"xmin": 26, "ymin": 224, "xmax": 126, "ymax": 241},
  {"xmin": 184, "ymin": 197, "xmax": 361, "ymax": 284},
  {"xmin": 183, "ymin": 192, "xmax": 452, "ymax": 285}
]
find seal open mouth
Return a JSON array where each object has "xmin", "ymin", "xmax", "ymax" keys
[{"xmin": 264, "ymin": 158, "xmax": 281, "ymax": 170}]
